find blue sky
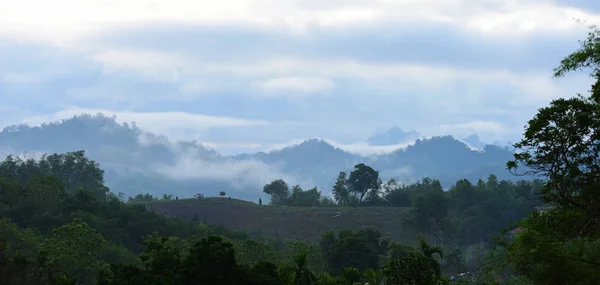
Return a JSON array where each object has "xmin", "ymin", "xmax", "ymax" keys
[{"xmin": 1, "ymin": 0, "xmax": 599, "ymax": 155}]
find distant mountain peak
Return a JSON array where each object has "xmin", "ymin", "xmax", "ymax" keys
[
  {"xmin": 287, "ymin": 138, "xmax": 340, "ymax": 152},
  {"xmin": 461, "ymin": 133, "xmax": 486, "ymax": 149},
  {"xmin": 367, "ymin": 126, "xmax": 421, "ymax": 146}
]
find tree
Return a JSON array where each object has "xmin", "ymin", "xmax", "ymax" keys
[
  {"xmin": 502, "ymin": 24, "xmax": 600, "ymax": 283},
  {"xmin": 42, "ymin": 218, "xmax": 108, "ymax": 284},
  {"xmin": 418, "ymin": 236, "xmax": 444, "ymax": 279},
  {"xmin": 403, "ymin": 179, "xmax": 449, "ymax": 246},
  {"xmin": 219, "ymin": 191, "xmax": 226, "ymax": 198},
  {"xmin": 363, "ymin": 268, "xmax": 384, "ymax": 285},
  {"xmin": 263, "ymin": 179, "xmax": 291, "ymax": 206},
  {"xmin": 0, "ymin": 238, "xmax": 72, "ymax": 285},
  {"xmin": 179, "ymin": 236, "xmax": 246, "ymax": 285},
  {"xmin": 384, "ymin": 238, "xmax": 445, "ymax": 285},
  {"xmin": 319, "ymin": 229, "xmax": 386, "ymax": 276},
  {"xmin": 332, "ymin": 172, "xmax": 350, "ymax": 206},
  {"xmin": 384, "ymin": 251, "xmax": 438, "ymax": 285},
  {"xmin": 290, "ymin": 251, "xmax": 317, "ymax": 285},
  {"xmin": 341, "ymin": 267, "xmax": 361, "ymax": 284},
  {"xmin": 347, "ymin": 164, "xmax": 381, "ymax": 204},
  {"xmin": 290, "ymin": 185, "xmax": 322, "ymax": 207},
  {"xmin": 383, "ymin": 179, "xmax": 411, "ymax": 207}
]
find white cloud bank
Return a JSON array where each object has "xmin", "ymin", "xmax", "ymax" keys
[
  {"xmin": 255, "ymin": 76, "xmax": 334, "ymax": 96},
  {"xmin": 2, "ymin": 0, "xmax": 600, "ymax": 44}
]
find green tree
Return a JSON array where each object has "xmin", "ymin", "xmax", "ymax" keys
[
  {"xmin": 179, "ymin": 236, "xmax": 244, "ymax": 285},
  {"xmin": 502, "ymin": 24, "xmax": 600, "ymax": 284},
  {"xmin": 383, "ymin": 179, "xmax": 411, "ymax": 207},
  {"xmin": 341, "ymin": 267, "xmax": 361, "ymax": 285},
  {"xmin": 263, "ymin": 179, "xmax": 291, "ymax": 206},
  {"xmin": 0, "ymin": 151, "xmax": 108, "ymax": 199},
  {"xmin": 347, "ymin": 164, "xmax": 380, "ymax": 204},
  {"xmin": 384, "ymin": 251, "xmax": 439, "ymax": 285},
  {"xmin": 331, "ymin": 172, "xmax": 349, "ymax": 206},
  {"xmin": 403, "ymin": 179, "xmax": 449, "ymax": 246},
  {"xmin": 319, "ymin": 229, "xmax": 386, "ymax": 276},
  {"xmin": 418, "ymin": 236, "xmax": 444, "ymax": 279},
  {"xmin": 128, "ymin": 193, "xmax": 158, "ymax": 203},
  {"xmin": 363, "ymin": 268, "xmax": 384, "ymax": 285},
  {"xmin": 289, "ymin": 251, "xmax": 317, "ymax": 285},
  {"xmin": 42, "ymin": 218, "xmax": 108, "ymax": 284},
  {"xmin": 290, "ymin": 185, "xmax": 322, "ymax": 207},
  {"xmin": 219, "ymin": 191, "xmax": 226, "ymax": 198}
]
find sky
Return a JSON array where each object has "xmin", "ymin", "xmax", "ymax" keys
[{"xmin": 1, "ymin": 0, "xmax": 599, "ymax": 155}]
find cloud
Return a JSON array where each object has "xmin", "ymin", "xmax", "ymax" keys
[
  {"xmin": 1, "ymin": 0, "xmax": 600, "ymax": 154},
  {"xmin": 78, "ymin": 20, "xmax": 588, "ymax": 74},
  {"xmin": 132, "ymin": 134, "xmax": 312, "ymax": 190},
  {"xmin": 15, "ymin": 107, "xmax": 273, "ymax": 142},
  {"xmin": 255, "ymin": 76, "xmax": 334, "ymax": 96},
  {"xmin": 2, "ymin": 0, "xmax": 600, "ymax": 43},
  {"xmin": 151, "ymin": 154, "xmax": 308, "ymax": 190}
]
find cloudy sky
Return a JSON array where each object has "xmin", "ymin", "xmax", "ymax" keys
[{"xmin": 1, "ymin": 0, "xmax": 599, "ymax": 155}]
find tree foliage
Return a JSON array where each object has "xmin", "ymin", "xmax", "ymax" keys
[{"xmin": 500, "ymin": 24, "xmax": 600, "ymax": 284}]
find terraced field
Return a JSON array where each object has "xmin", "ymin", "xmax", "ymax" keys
[{"xmin": 140, "ymin": 197, "xmax": 416, "ymax": 243}]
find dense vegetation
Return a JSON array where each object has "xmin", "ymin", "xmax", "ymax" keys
[
  {"xmin": 258, "ymin": 163, "xmax": 541, "ymax": 246},
  {"xmin": 1, "ymin": 24, "xmax": 600, "ymax": 285},
  {"xmin": 0, "ymin": 148, "xmax": 533, "ymax": 284}
]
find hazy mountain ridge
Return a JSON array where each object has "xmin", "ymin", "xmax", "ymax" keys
[
  {"xmin": 367, "ymin": 126, "xmax": 421, "ymax": 146},
  {"xmin": 0, "ymin": 114, "xmax": 522, "ymax": 200}
]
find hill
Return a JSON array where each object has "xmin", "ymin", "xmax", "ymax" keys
[
  {"xmin": 0, "ymin": 113, "xmax": 521, "ymax": 200},
  {"xmin": 367, "ymin": 126, "xmax": 421, "ymax": 146},
  {"xmin": 141, "ymin": 197, "xmax": 415, "ymax": 243}
]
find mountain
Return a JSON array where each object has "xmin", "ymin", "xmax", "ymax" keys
[
  {"xmin": 234, "ymin": 139, "xmax": 362, "ymax": 189},
  {"xmin": 367, "ymin": 126, "xmax": 421, "ymax": 146},
  {"xmin": 461, "ymin": 133, "xmax": 486, "ymax": 149},
  {"xmin": 0, "ymin": 114, "xmax": 524, "ymax": 200},
  {"xmin": 0, "ymin": 114, "xmax": 262, "ymax": 200},
  {"xmin": 371, "ymin": 136, "xmax": 516, "ymax": 185}
]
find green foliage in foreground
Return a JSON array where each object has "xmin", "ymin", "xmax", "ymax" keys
[{"xmin": 2, "ymin": 229, "xmax": 456, "ymax": 285}]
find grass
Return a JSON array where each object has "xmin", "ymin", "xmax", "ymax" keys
[{"xmin": 139, "ymin": 197, "xmax": 416, "ymax": 243}]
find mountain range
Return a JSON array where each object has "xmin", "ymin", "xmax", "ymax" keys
[{"xmin": 0, "ymin": 114, "xmax": 522, "ymax": 201}]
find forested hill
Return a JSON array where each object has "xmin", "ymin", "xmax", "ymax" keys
[{"xmin": 0, "ymin": 114, "xmax": 518, "ymax": 199}]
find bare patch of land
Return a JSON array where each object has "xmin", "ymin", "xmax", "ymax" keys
[{"xmin": 138, "ymin": 197, "xmax": 415, "ymax": 243}]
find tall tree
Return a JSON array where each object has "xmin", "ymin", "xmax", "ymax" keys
[
  {"xmin": 263, "ymin": 179, "xmax": 290, "ymax": 206},
  {"xmin": 291, "ymin": 251, "xmax": 317, "ymax": 285},
  {"xmin": 503, "ymin": 25, "xmax": 600, "ymax": 284},
  {"xmin": 332, "ymin": 172, "xmax": 350, "ymax": 206},
  {"xmin": 347, "ymin": 164, "xmax": 381, "ymax": 204}
]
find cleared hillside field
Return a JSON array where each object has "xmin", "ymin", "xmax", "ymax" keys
[{"xmin": 140, "ymin": 197, "xmax": 416, "ymax": 243}]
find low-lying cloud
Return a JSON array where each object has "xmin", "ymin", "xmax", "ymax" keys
[{"xmin": 151, "ymin": 155, "xmax": 309, "ymax": 190}]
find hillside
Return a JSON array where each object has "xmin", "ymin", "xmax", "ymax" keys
[
  {"xmin": 0, "ymin": 113, "xmax": 521, "ymax": 200},
  {"xmin": 142, "ymin": 197, "xmax": 415, "ymax": 243},
  {"xmin": 372, "ymin": 136, "xmax": 515, "ymax": 186}
]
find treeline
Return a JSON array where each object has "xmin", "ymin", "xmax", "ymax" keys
[
  {"xmin": 2, "ymin": 229, "xmax": 466, "ymax": 285},
  {"xmin": 262, "ymin": 163, "xmax": 542, "ymax": 246}
]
